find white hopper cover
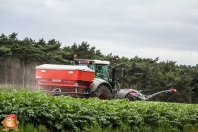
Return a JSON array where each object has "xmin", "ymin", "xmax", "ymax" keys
[{"xmin": 35, "ymin": 64, "xmax": 94, "ymax": 72}]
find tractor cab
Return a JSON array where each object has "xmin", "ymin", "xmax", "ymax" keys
[{"xmin": 74, "ymin": 59, "xmax": 110, "ymax": 82}]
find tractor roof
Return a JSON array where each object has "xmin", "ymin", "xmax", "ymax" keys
[
  {"xmin": 75, "ymin": 59, "xmax": 110, "ymax": 65},
  {"xmin": 91, "ymin": 60, "xmax": 110, "ymax": 65}
]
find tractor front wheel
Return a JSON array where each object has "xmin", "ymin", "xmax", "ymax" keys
[{"xmin": 91, "ymin": 84, "xmax": 112, "ymax": 100}]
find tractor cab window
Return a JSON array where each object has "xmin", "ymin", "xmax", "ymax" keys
[
  {"xmin": 78, "ymin": 63, "xmax": 93, "ymax": 70},
  {"xmin": 76, "ymin": 60, "xmax": 93, "ymax": 70},
  {"xmin": 87, "ymin": 63, "xmax": 93, "ymax": 70},
  {"xmin": 95, "ymin": 65, "xmax": 109, "ymax": 81}
]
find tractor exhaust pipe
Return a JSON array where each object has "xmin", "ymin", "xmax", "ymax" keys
[{"xmin": 111, "ymin": 65, "xmax": 116, "ymax": 89}]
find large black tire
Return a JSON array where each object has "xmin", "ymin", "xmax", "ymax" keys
[
  {"xmin": 125, "ymin": 93, "xmax": 135, "ymax": 101},
  {"xmin": 91, "ymin": 84, "xmax": 112, "ymax": 100}
]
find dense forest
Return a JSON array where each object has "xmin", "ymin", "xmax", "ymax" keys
[{"xmin": 1, "ymin": 32, "xmax": 198, "ymax": 103}]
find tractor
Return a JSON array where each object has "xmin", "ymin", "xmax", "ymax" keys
[{"xmin": 35, "ymin": 58, "xmax": 176, "ymax": 101}]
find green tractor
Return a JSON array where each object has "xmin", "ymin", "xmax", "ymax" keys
[{"xmin": 35, "ymin": 58, "xmax": 176, "ymax": 101}]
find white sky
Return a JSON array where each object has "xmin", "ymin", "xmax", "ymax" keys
[{"xmin": 1, "ymin": 0, "xmax": 198, "ymax": 66}]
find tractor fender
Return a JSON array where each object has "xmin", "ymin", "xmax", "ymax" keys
[
  {"xmin": 116, "ymin": 89, "xmax": 136, "ymax": 99},
  {"xmin": 90, "ymin": 78, "xmax": 113, "ymax": 93}
]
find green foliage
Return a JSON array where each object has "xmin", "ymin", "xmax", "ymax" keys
[
  {"xmin": 1, "ymin": 32, "xmax": 198, "ymax": 103},
  {"xmin": 0, "ymin": 46, "xmax": 12, "ymax": 61},
  {"xmin": 0, "ymin": 90, "xmax": 198, "ymax": 132}
]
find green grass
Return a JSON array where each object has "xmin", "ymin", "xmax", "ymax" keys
[
  {"xmin": 0, "ymin": 124, "xmax": 49, "ymax": 132},
  {"xmin": 0, "ymin": 123, "xmax": 197, "ymax": 132},
  {"xmin": 0, "ymin": 84, "xmax": 22, "ymax": 91}
]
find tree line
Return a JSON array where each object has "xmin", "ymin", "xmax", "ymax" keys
[{"xmin": 1, "ymin": 32, "xmax": 198, "ymax": 103}]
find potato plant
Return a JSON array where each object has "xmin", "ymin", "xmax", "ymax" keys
[{"xmin": 0, "ymin": 89, "xmax": 198, "ymax": 131}]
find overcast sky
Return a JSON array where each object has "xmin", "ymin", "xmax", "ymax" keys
[{"xmin": 1, "ymin": 0, "xmax": 198, "ymax": 66}]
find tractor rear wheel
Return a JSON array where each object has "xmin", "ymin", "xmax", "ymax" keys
[
  {"xmin": 91, "ymin": 84, "xmax": 112, "ymax": 100},
  {"xmin": 125, "ymin": 93, "xmax": 135, "ymax": 101}
]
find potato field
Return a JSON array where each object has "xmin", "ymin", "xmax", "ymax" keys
[{"xmin": 0, "ymin": 89, "xmax": 198, "ymax": 132}]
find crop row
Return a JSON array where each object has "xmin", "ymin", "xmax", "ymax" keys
[{"xmin": 0, "ymin": 89, "xmax": 198, "ymax": 131}]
